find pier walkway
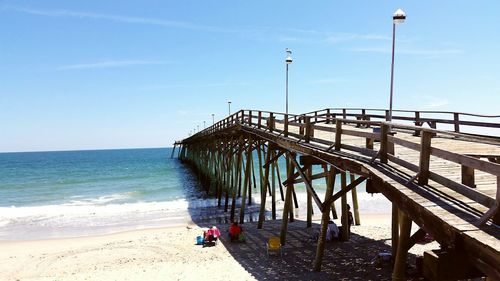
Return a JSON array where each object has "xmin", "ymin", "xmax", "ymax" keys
[{"xmin": 174, "ymin": 108, "xmax": 500, "ymax": 280}]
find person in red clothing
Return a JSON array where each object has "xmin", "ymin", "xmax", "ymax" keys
[{"xmin": 229, "ymin": 222, "xmax": 242, "ymax": 242}]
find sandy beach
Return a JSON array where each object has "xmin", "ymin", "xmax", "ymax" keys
[{"xmin": 0, "ymin": 213, "xmax": 438, "ymax": 281}]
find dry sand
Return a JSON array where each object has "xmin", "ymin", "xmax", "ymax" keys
[{"xmin": 0, "ymin": 214, "xmax": 438, "ymax": 281}]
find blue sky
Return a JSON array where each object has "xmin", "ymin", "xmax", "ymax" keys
[{"xmin": 1, "ymin": 1, "xmax": 499, "ymax": 152}]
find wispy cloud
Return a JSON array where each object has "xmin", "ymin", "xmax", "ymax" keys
[
  {"xmin": 427, "ymin": 98, "xmax": 450, "ymax": 108},
  {"xmin": 58, "ymin": 60, "xmax": 171, "ymax": 70},
  {"xmin": 349, "ymin": 46, "xmax": 464, "ymax": 57},
  {"xmin": 4, "ymin": 6, "xmax": 237, "ymax": 33},
  {"xmin": 140, "ymin": 82, "xmax": 250, "ymax": 90},
  {"xmin": 324, "ymin": 33, "xmax": 391, "ymax": 44},
  {"xmin": 308, "ymin": 78, "xmax": 352, "ymax": 85},
  {"xmin": 415, "ymin": 95, "xmax": 450, "ymax": 108}
]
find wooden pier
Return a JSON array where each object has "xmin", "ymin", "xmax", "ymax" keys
[{"xmin": 175, "ymin": 108, "xmax": 500, "ymax": 280}]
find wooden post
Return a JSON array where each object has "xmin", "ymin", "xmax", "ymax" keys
[
  {"xmin": 271, "ymin": 150, "xmax": 277, "ymax": 220},
  {"xmin": 414, "ymin": 111, "xmax": 421, "ymax": 136},
  {"xmin": 335, "ymin": 120, "xmax": 342, "ymax": 151},
  {"xmin": 299, "ymin": 115, "xmax": 305, "ymax": 135},
  {"xmin": 391, "ymin": 204, "xmax": 399, "ymax": 259},
  {"xmin": 269, "ymin": 113, "xmax": 275, "ymax": 132},
  {"xmin": 461, "ymin": 165, "xmax": 475, "ymax": 188},
  {"xmin": 494, "ymin": 176, "xmax": 500, "ymax": 225},
  {"xmin": 239, "ymin": 137, "xmax": 252, "ymax": 224},
  {"xmin": 257, "ymin": 143, "xmax": 272, "ymax": 229},
  {"xmin": 248, "ymin": 110, "xmax": 253, "ymax": 126},
  {"xmin": 280, "ymin": 153, "xmax": 295, "ymax": 245},
  {"xmin": 305, "ymin": 116, "xmax": 311, "ymax": 143},
  {"xmin": 392, "ymin": 210, "xmax": 412, "ymax": 281},
  {"xmin": 350, "ymin": 173, "xmax": 361, "ymax": 225},
  {"xmin": 258, "ymin": 111, "xmax": 262, "ymax": 129},
  {"xmin": 326, "ymin": 109, "xmax": 331, "ymax": 124},
  {"xmin": 453, "ymin": 113, "xmax": 460, "ymax": 133},
  {"xmin": 313, "ymin": 167, "xmax": 336, "ymax": 271},
  {"xmin": 342, "ymin": 108, "xmax": 347, "ymax": 121},
  {"xmin": 306, "ymin": 163, "xmax": 313, "ymax": 227},
  {"xmin": 289, "ymin": 157, "xmax": 296, "ymax": 222},
  {"xmin": 418, "ymin": 131, "xmax": 433, "ymax": 185},
  {"xmin": 366, "ymin": 137, "xmax": 374, "ymax": 150},
  {"xmin": 340, "ymin": 172, "xmax": 349, "ymax": 241},
  {"xmin": 380, "ymin": 123, "xmax": 390, "ymax": 163},
  {"xmin": 323, "ymin": 165, "xmax": 338, "ymax": 219}
]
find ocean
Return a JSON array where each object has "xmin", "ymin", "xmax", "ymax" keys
[{"xmin": 0, "ymin": 148, "xmax": 390, "ymax": 240}]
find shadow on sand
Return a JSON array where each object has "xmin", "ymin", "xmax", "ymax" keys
[{"xmin": 192, "ymin": 214, "xmax": 424, "ymax": 280}]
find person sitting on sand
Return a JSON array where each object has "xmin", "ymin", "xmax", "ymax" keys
[
  {"xmin": 341, "ymin": 204, "xmax": 354, "ymax": 235},
  {"xmin": 229, "ymin": 222, "xmax": 242, "ymax": 242},
  {"xmin": 326, "ymin": 220, "xmax": 339, "ymax": 241},
  {"xmin": 210, "ymin": 226, "xmax": 221, "ymax": 239}
]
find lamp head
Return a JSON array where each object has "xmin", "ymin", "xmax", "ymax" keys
[
  {"xmin": 393, "ymin": 9, "xmax": 406, "ymax": 24},
  {"xmin": 285, "ymin": 48, "xmax": 293, "ymax": 64}
]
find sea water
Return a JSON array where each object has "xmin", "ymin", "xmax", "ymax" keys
[{"xmin": 0, "ymin": 148, "xmax": 390, "ymax": 240}]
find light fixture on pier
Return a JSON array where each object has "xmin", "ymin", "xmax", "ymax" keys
[
  {"xmin": 212, "ymin": 113, "xmax": 215, "ymax": 125},
  {"xmin": 203, "ymin": 121, "xmax": 206, "ymax": 129},
  {"xmin": 285, "ymin": 48, "xmax": 293, "ymax": 115},
  {"xmin": 388, "ymin": 9, "xmax": 406, "ymax": 123},
  {"xmin": 228, "ymin": 100, "xmax": 232, "ymax": 116}
]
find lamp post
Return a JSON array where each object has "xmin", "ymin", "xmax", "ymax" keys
[
  {"xmin": 203, "ymin": 121, "xmax": 206, "ymax": 129},
  {"xmin": 212, "ymin": 113, "xmax": 215, "ymax": 125},
  {"xmin": 228, "ymin": 100, "xmax": 232, "ymax": 116},
  {"xmin": 388, "ymin": 9, "xmax": 406, "ymax": 123},
  {"xmin": 285, "ymin": 48, "xmax": 293, "ymax": 115}
]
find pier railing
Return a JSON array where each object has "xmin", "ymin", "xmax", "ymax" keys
[{"xmin": 187, "ymin": 108, "xmax": 500, "ymax": 226}]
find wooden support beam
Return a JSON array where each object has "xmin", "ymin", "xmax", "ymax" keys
[
  {"xmin": 289, "ymin": 156, "xmax": 323, "ymax": 210},
  {"xmin": 258, "ymin": 142, "xmax": 272, "ymax": 229},
  {"xmin": 290, "ymin": 171, "xmax": 327, "ymax": 184},
  {"xmin": 263, "ymin": 150, "xmax": 285, "ymax": 168},
  {"xmin": 406, "ymin": 228, "xmax": 426, "ymax": 251},
  {"xmin": 280, "ymin": 153, "xmax": 295, "ymax": 245},
  {"xmin": 391, "ymin": 204, "xmax": 399, "ymax": 259},
  {"xmin": 392, "ymin": 210, "xmax": 412, "ymax": 281},
  {"xmin": 322, "ymin": 176, "xmax": 366, "ymax": 212},
  {"xmin": 340, "ymin": 172, "xmax": 349, "ymax": 241},
  {"xmin": 306, "ymin": 163, "xmax": 313, "ymax": 228},
  {"xmin": 350, "ymin": 173, "xmax": 361, "ymax": 225},
  {"xmin": 239, "ymin": 137, "xmax": 253, "ymax": 223},
  {"xmin": 271, "ymin": 150, "xmax": 277, "ymax": 220},
  {"xmin": 313, "ymin": 166, "xmax": 336, "ymax": 271},
  {"xmin": 423, "ymin": 249, "xmax": 485, "ymax": 281}
]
